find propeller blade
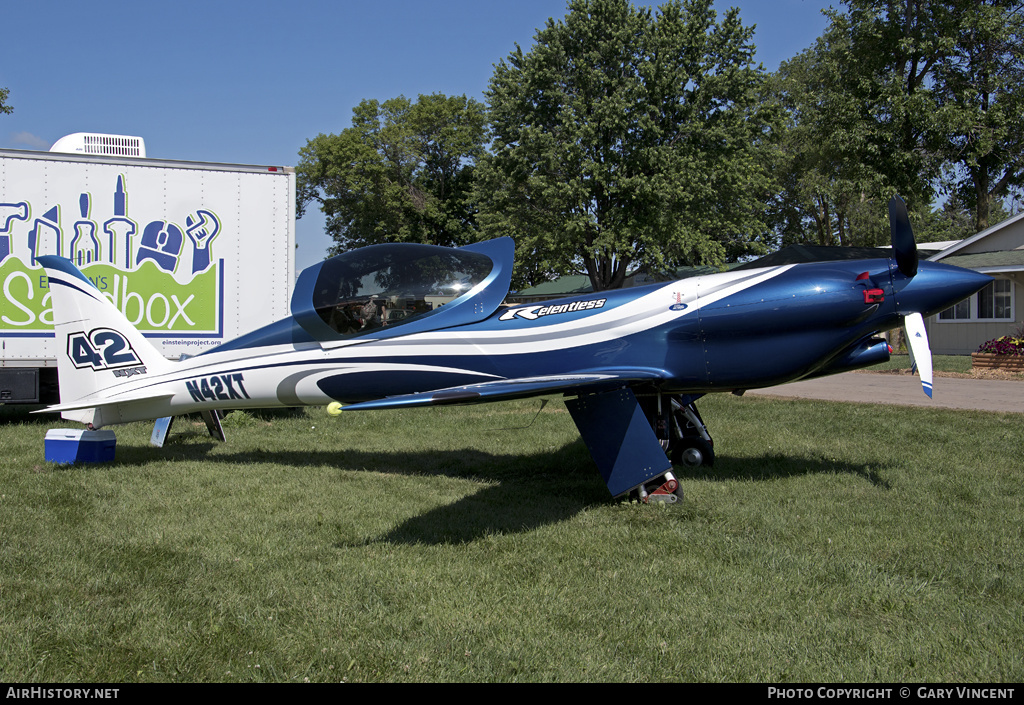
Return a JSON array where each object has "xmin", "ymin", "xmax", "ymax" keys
[
  {"xmin": 903, "ymin": 312, "xmax": 933, "ymax": 398},
  {"xmin": 888, "ymin": 195, "xmax": 918, "ymax": 278}
]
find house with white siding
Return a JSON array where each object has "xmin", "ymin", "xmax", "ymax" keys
[{"xmin": 926, "ymin": 214, "xmax": 1024, "ymax": 355}]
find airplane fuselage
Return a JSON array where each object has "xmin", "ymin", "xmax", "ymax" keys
[{"xmin": 61, "ymin": 255, "xmax": 987, "ymax": 429}]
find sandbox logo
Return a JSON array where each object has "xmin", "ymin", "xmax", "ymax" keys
[{"xmin": 1, "ymin": 175, "xmax": 223, "ymax": 337}]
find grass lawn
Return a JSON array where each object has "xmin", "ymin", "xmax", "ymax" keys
[
  {"xmin": 0, "ymin": 395, "xmax": 1021, "ymax": 682},
  {"xmin": 868, "ymin": 354, "xmax": 974, "ymax": 374}
]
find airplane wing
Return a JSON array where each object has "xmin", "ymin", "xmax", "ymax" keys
[{"xmin": 339, "ymin": 368, "xmax": 667, "ymax": 411}]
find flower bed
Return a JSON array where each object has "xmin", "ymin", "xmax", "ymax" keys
[
  {"xmin": 972, "ymin": 353, "xmax": 1024, "ymax": 372},
  {"xmin": 973, "ymin": 327, "xmax": 1024, "ymax": 371}
]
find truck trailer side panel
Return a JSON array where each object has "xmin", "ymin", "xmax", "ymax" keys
[{"xmin": 1, "ymin": 148, "xmax": 296, "ymax": 403}]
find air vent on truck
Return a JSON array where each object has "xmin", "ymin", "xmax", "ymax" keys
[{"xmin": 49, "ymin": 133, "xmax": 147, "ymax": 158}]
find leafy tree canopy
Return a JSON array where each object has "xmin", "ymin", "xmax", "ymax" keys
[
  {"xmin": 765, "ymin": 1, "xmax": 945, "ymax": 249},
  {"xmin": 297, "ymin": 93, "xmax": 487, "ymax": 255},
  {"xmin": 0, "ymin": 86, "xmax": 12, "ymax": 116},
  {"xmin": 930, "ymin": 0, "xmax": 1024, "ymax": 231},
  {"xmin": 475, "ymin": 0, "xmax": 778, "ymax": 290},
  {"xmin": 767, "ymin": 0, "xmax": 1024, "ymax": 244}
]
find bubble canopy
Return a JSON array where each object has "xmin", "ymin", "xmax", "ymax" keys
[{"xmin": 290, "ymin": 237, "xmax": 514, "ymax": 343}]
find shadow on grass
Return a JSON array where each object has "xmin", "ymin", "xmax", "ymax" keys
[
  {"xmin": 23, "ymin": 408, "xmax": 893, "ymax": 543},
  {"xmin": 121, "ymin": 439, "xmax": 613, "ymax": 544},
  {"xmin": 369, "ymin": 451, "xmax": 893, "ymax": 545},
  {"xmin": 108, "ymin": 439, "xmax": 892, "ymax": 543},
  {"xmin": 375, "ymin": 479, "xmax": 603, "ymax": 545}
]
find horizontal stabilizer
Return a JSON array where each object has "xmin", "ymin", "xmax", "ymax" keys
[
  {"xmin": 39, "ymin": 393, "xmax": 177, "ymax": 428},
  {"xmin": 340, "ymin": 368, "xmax": 667, "ymax": 411},
  {"xmin": 42, "ymin": 393, "xmax": 175, "ymax": 415}
]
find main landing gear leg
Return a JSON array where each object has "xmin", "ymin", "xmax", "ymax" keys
[
  {"xmin": 668, "ymin": 396, "xmax": 715, "ymax": 469},
  {"xmin": 637, "ymin": 394, "xmax": 715, "ymax": 503}
]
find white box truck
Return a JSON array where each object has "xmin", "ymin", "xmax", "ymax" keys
[{"xmin": 1, "ymin": 133, "xmax": 296, "ymax": 404}]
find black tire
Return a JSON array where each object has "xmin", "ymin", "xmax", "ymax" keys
[{"xmin": 671, "ymin": 437, "xmax": 715, "ymax": 468}]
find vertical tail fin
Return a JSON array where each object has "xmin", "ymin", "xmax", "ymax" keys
[{"xmin": 38, "ymin": 256, "xmax": 173, "ymax": 419}]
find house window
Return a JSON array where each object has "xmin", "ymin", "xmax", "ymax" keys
[
  {"xmin": 979, "ymin": 278, "xmax": 1013, "ymax": 319},
  {"xmin": 938, "ymin": 297, "xmax": 972, "ymax": 320},
  {"xmin": 937, "ymin": 278, "xmax": 1014, "ymax": 321}
]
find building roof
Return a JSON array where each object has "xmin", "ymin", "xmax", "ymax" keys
[
  {"xmin": 734, "ymin": 245, "xmax": 892, "ymax": 269},
  {"xmin": 939, "ymin": 249, "xmax": 1024, "ymax": 273},
  {"xmin": 918, "ymin": 240, "xmax": 962, "ymax": 251},
  {"xmin": 514, "ymin": 275, "xmax": 594, "ymax": 299},
  {"xmin": 929, "ymin": 211, "xmax": 1024, "ymax": 261}
]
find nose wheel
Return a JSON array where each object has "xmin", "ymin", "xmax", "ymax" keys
[{"xmin": 672, "ymin": 436, "xmax": 714, "ymax": 468}]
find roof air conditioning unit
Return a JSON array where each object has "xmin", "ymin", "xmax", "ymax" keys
[{"xmin": 49, "ymin": 133, "xmax": 146, "ymax": 158}]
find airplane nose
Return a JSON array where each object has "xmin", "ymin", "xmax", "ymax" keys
[{"xmin": 893, "ymin": 261, "xmax": 993, "ymax": 316}]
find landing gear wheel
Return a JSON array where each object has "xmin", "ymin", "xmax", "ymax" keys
[{"xmin": 672, "ymin": 437, "xmax": 714, "ymax": 468}]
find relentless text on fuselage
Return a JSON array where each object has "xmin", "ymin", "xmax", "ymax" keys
[{"xmin": 500, "ymin": 298, "xmax": 607, "ymax": 321}]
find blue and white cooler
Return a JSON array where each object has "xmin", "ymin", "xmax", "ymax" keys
[{"xmin": 44, "ymin": 429, "xmax": 117, "ymax": 463}]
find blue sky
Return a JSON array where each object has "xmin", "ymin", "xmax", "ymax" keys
[{"xmin": 0, "ymin": 0, "xmax": 837, "ymax": 271}]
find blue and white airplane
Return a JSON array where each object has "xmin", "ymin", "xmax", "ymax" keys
[{"xmin": 38, "ymin": 197, "xmax": 990, "ymax": 502}]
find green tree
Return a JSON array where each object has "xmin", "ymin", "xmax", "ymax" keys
[
  {"xmin": 773, "ymin": 0, "xmax": 1024, "ymax": 243},
  {"xmin": 0, "ymin": 86, "xmax": 12, "ymax": 116},
  {"xmin": 767, "ymin": 41, "xmax": 892, "ymax": 248},
  {"xmin": 475, "ymin": 0, "xmax": 777, "ymax": 291},
  {"xmin": 932, "ymin": 0, "xmax": 1024, "ymax": 231},
  {"xmin": 829, "ymin": 1, "xmax": 951, "ymax": 201},
  {"xmin": 297, "ymin": 93, "xmax": 487, "ymax": 254},
  {"xmin": 765, "ymin": 0, "xmax": 956, "ymax": 249}
]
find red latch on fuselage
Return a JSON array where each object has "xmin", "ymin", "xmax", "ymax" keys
[
  {"xmin": 863, "ymin": 288, "xmax": 885, "ymax": 304},
  {"xmin": 856, "ymin": 272, "xmax": 884, "ymax": 304}
]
